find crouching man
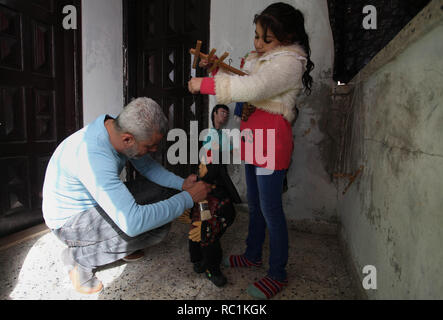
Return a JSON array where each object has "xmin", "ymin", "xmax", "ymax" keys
[{"xmin": 42, "ymin": 97, "xmax": 211, "ymax": 294}]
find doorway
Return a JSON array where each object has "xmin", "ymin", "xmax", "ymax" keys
[
  {"xmin": 0, "ymin": 0, "xmax": 82, "ymax": 237},
  {"xmin": 123, "ymin": 0, "xmax": 210, "ymax": 178}
]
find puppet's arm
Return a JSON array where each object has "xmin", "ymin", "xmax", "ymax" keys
[{"xmin": 177, "ymin": 209, "xmax": 192, "ymax": 224}]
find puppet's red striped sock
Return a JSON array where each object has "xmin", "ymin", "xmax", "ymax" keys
[
  {"xmin": 224, "ymin": 255, "xmax": 262, "ymax": 268},
  {"xmin": 247, "ymin": 276, "xmax": 288, "ymax": 299}
]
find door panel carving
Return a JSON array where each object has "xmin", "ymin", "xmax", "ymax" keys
[
  {"xmin": 0, "ymin": 0, "xmax": 82, "ymax": 237},
  {"xmin": 126, "ymin": 0, "xmax": 210, "ymax": 178}
]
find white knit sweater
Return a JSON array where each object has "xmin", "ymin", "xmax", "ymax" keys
[{"xmin": 214, "ymin": 44, "xmax": 308, "ymax": 123}]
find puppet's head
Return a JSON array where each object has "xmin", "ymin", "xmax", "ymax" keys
[
  {"xmin": 198, "ymin": 162, "xmax": 220, "ymax": 185},
  {"xmin": 198, "ymin": 157, "xmax": 241, "ymax": 204}
]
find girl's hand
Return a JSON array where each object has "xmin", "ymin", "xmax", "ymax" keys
[
  {"xmin": 199, "ymin": 58, "xmax": 210, "ymax": 69},
  {"xmin": 199, "ymin": 55, "xmax": 217, "ymax": 69},
  {"xmin": 188, "ymin": 78, "xmax": 203, "ymax": 94}
]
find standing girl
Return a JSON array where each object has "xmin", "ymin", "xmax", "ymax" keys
[{"xmin": 188, "ymin": 2, "xmax": 314, "ymax": 299}]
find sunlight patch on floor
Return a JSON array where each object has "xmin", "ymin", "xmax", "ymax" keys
[{"xmin": 7, "ymin": 232, "xmax": 127, "ymax": 300}]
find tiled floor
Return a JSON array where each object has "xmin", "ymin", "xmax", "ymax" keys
[{"xmin": 0, "ymin": 205, "xmax": 361, "ymax": 300}]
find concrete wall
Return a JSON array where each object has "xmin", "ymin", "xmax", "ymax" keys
[
  {"xmin": 82, "ymin": 0, "xmax": 124, "ymax": 125},
  {"xmin": 210, "ymin": 0, "xmax": 338, "ymax": 222},
  {"xmin": 338, "ymin": 7, "xmax": 443, "ymax": 298}
]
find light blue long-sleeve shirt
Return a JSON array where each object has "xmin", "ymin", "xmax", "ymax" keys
[{"xmin": 42, "ymin": 115, "xmax": 194, "ymax": 237}]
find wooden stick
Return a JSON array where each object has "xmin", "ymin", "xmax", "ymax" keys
[
  {"xmin": 193, "ymin": 40, "xmax": 202, "ymax": 69},
  {"xmin": 189, "ymin": 48, "xmax": 247, "ymax": 76},
  {"xmin": 209, "ymin": 52, "xmax": 229, "ymax": 73},
  {"xmin": 207, "ymin": 48, "xmax": 216, "ymax": 62}
]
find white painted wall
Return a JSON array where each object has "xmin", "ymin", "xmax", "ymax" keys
[
  {"xmin": 210, "ymin": 0, "xmax": 337, "ymax": 222},
  {"xmin": 81, "ymin": 0, "xmax": 124, "ymax": 125}
]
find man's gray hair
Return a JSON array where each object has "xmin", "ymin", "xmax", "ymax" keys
[{"xmin": 115, "ymin": 97, "xmax": 168, "ymax": 140}]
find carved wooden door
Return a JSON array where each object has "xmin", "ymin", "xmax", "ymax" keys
[
  {"xmin": 125, "ymin": 0, "xmax": 210, "ymax": 179},
  {"xmin": 0, "ymin": 0, "xmax": 82, "ymax": 237}
]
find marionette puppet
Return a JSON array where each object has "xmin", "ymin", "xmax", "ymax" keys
[{"xmin": 179, "ymin": 154, "xmax": 241, "ymax": 287}]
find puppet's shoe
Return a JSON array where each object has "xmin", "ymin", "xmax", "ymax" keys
[
  {"xmin": 193, "ymin": 261, "xmax": 207, "ymax": 274},
  {"xmin": 122, "ymin": 250, "xmax": 145, "ymax": 262},
  {"xmin": 246, "ymin": 276, "xmax": 287, "ymax": 300},
  {"xmin": 69, "ymin": 265, "xmax": 103, "ymax": 295},
  {"xmin": 206, "ymin": 270, "xmax": 227, "ymax": 287}
]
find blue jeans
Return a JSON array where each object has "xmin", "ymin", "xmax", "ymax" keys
[{"xmin": 244, "ymin": 164, "xmax": 288, "ymax": 281}]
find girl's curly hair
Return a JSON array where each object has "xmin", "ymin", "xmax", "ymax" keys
[{"xmin": 254, "ymin": 2, "xmax": 315, "ymax": 95}]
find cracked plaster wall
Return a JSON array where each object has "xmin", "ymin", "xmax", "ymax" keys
[{"xmin": 338, "ymin": 18, "xmax": 443, "ymax": 298}]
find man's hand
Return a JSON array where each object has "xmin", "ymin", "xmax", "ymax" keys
[
  {"xmin": 188, "ymin": 78, "xmax": 203, "ymax": 94},
  {"xmin": 182, "ymin": 174, "xmax": 198, "ymax": 191},
  {"xmin": 186, "ymin": 181, "xmax": 212, "ymax": 203}
]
